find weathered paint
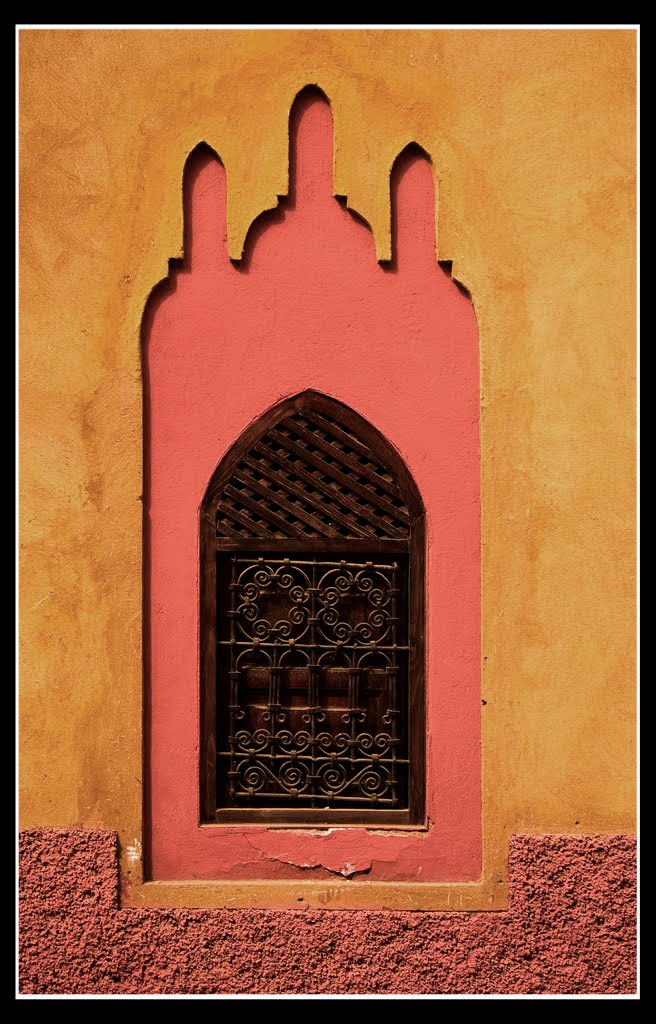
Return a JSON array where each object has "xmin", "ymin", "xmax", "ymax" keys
[
  {"xmin": 19, "ymin": 828, "xmax": 637, "ymax": 994},
  {"xmin": 146, "ymin": 90, "xmax": 480, "ymax": 883},
  {"xmin": 20, "ymin": 30, "xmax": 636, "ymax": 904}
]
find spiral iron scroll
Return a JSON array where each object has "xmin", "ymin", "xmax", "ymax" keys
[{"xmin": 218, "ymin": 556, "xmax": 409, "ymax": 808}]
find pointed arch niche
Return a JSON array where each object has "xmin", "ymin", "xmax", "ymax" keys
[
  {"xmin": 200, "ymin": 389, "xmax": 426, "ymax": 826},
  {"xmin": 144, "ymin": 87, "xmax": 481, "ymax": 891}
]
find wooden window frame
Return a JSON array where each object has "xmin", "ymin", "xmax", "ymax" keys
[{"xmin": 199, "ymin": 391, "xmax": 426, "ymax": 827}]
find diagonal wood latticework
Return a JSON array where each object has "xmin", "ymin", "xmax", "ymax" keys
[{"xmin": 215, "ymin": 405, "xmax": 411, "ymax": 541}]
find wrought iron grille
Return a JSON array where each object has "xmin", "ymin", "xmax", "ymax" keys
[{"xmin": 217, "ymin": 554, "xmax": 409, "ymax": 810}]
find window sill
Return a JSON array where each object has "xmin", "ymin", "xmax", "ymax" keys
[
  {"xmin": 207, "ymin": 808, "xmax": 425, "ymax": 828},
  {"xmin": 125, "ymin": 876, "xmax": 499, "ymax": 911}
]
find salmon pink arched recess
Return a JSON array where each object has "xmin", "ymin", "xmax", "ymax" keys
[{"xmin": 144, "ymin": 87, "xmax": 481, "ymax": 883}]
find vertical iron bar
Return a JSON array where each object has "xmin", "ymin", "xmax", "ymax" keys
[
  {"xmin": 268, "ymin": 567, "xmax": 280, "ymax": 798},
  {"xmin": 349, "ymin": 652, "xmax": 359, "ymax": 781},
  {"xmin": 228, "ymin": 556, "xmax": 237, "ymax": 800},
  {"xmin": 309, "ymin": 558, "xmax": 318, "ymax": 807},
  {"xmin": 390, "ymin": 561, "xmax": 399, "ymax": 806}
]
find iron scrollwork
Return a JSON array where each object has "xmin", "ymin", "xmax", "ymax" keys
[{"xmin": 217, "ymin": 555, "xmax": 409, "ymax": 809}]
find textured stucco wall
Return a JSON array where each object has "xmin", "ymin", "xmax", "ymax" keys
[
  {"xmin": 19, "ymin": 829, "xmax": 637, "ymax": 994},
  {"xmin": 19, "ymin": 28, "xmax": 636, "ymax": 903}
]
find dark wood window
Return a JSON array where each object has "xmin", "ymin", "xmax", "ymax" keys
[{"xmin": 200, "ymin": 391, "xmax": 425, "ymax": 826}]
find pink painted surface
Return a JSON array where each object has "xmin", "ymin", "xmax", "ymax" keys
[
  {"xmin": 19, "ymin": 829, "xmax": 637, "ymax": 994},
  {"xmin": 145, "ymin": 90, "xmax": 480, "ymax": 881}
]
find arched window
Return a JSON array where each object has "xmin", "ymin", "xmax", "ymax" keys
[{"xmin": 200, "ymin": 390, "xmax": 426, "ymax": 826}]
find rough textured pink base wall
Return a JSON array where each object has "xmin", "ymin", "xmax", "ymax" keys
[{"xmin": 19, "ymin": 829, "xmax": 636, "ymax": 995}]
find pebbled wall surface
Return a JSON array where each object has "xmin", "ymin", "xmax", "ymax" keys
[{"xmin": 19, "ymin": 829, "xmax": 637, "ymax": 995}]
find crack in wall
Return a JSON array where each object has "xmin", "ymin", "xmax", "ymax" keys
[{"xmin": 244, "ymin": 837, "xmax": 372, "ymax": 879}]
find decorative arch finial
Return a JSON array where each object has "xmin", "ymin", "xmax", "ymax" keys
[
  {"xmin": 181, "ymin": 142, "xmax": 227, "ymax": 269},
  {"xmin": 389, "ymin": 142, "xmax": 437, "ymax": 268},
  {"xmin": 286, "ymin": 86, "xmax": 334, "ymax": 207}
]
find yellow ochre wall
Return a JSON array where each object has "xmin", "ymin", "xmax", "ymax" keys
[{"xmin": 19, "ymin": 29, "xmax": 636, "ymax": 904}]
